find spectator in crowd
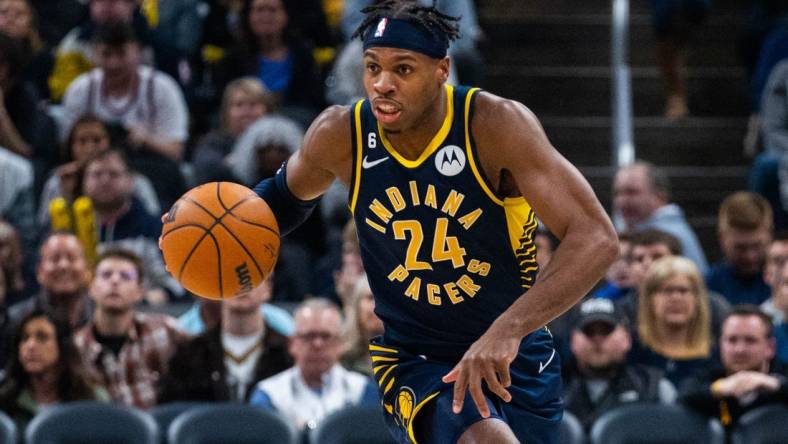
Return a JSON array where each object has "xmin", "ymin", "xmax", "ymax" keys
[
  {"xmin": 0, "ymin": 220, "xmax": 27, "ymax": 306},
  {"xmin": 615, "ymin": 229, "xmax": 731, "ymax": 337},
  {"xmin": 191, "ymin": 77, "xmax": 272, "ymax": 185},
  {"xmin": 60, "ymin": 22, "xmax": 188, "ymax": 209},
  {"xmin": 340, "ymin": 0, "xmax": 482, "ymax": 84},
  {"xmin": 48, "ymin": 0, "xmax": 158, "ymax": 102},
  {"xmin": 138, "ymin": 0, "xmax": 203, "ymax": 86},
  {"xmin": 564, "ymin": 298, "xmax": 676, "ymax": 431},
  {"xmin": 74, "ymin": 249, "xmax": 185, "ymax": 409},
  {"xmin": 708, "ymin": 191, "xmax": 773, "ymax": 306},
  {"xmin": 648, "ymin": 0, "xmax": 710, "ymax": 119},
  {"xmin": 331, "ymin": 219, "xmax": 364, "ymax": 310},
  {"xmin": 593, "ymin": 232, "xmax": 635, "ymax": 301},
  {"xmin": 0, "ymin": 310, "xmax": 108, "ymax": 437},
  {"xmin": 249, "ymin": 298, "xmax": 378, "ymax": 431},
  {"xmin": 177, "ymin": 294, "xmax": 294, "ymax": 337},
  {"xmin": 341, "ymin": 275, "xmax": 383, "ymax": 376},
  {"xmin": 0, "ymin": 267, "xmax": 11, "ymax": 370},
  {"xmin": 227, "ymin": 114, "xmax": 326, "ymax": 303},
  {"xmin": 769, "ymin": 261, "xmax": 788, "ymax": 364},
  {"xmin": 38, "ymin": 114, "xmax": 160, "ymax": 229},
  {"xmin": 535, "ymin": 228, "xmax": 560, "ymax": 272},
  {"xmin": 680, "ymin": 305, "xmax": 788, "ymax": 430},
  {"xmin": 0, "ymin": 147, "xmax": 36, "ymax": 260},
  {"xmin": 224, "ymin": 0, "xmax": 326, "ymax": 126},
  {"xmin": 629, "ymin": 256, "xmax": 718, "ymax": 387},
  {"xmin": 27, "ymin": 0, "xmax": 85, "ymax": 47},
  {"xmin": 761, "ymin": 232, "xmax": 788, "ymax": 324},
  {"xmin": 159, "ymin": 279, "xmax": 292, "ymax": 403},
  {"xmin": 613, "ymin": 161, "xmax": 708, "ymax": 272},
  {"xmin": 80, "ymin": 148, "xmax": 182, "ymax": 302},
  {"xmin": 0, "ymin": 0, "xmax": 53, "ymax": 100},
  {"xmin": 0, "ymin": 32, "xmax": 58, "ymax": 198},
  {"xmin": 8, "ymin": 232, "xmax": 93, "ymax": 329}
]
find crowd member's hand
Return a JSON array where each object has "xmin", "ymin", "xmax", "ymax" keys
[
  {"xmin": 712, "ymin": 371, "xmax": 781, "ymax": 400},
  {"xmin": 442, "ymin": 323, "xmax": 519, "ymax": 418},
  {"xmin": 56, "ymin": 161, "xmax": 82, "ymax": 201}
]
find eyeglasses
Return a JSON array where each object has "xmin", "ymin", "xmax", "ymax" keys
[{"xmin": 295, "ymin": 331, "xmax": 339, "ymax": 343}]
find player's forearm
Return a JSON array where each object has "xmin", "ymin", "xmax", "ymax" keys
[{"xmin": 494, "ymin": 222, "xmax": 618, "ymax": 338}]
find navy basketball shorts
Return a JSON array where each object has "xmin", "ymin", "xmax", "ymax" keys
[{"xmin": 369, "ymin": 328, "xmax": 563, "ymax": 444}]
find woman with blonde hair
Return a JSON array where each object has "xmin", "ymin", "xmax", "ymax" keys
[
  {"xmin": 630, "ymin": 256, "xmax": 718, "ymax": 387},
  {"xmin": 341, "ymin": 274, "xmax": 384, "ymax": 376}
]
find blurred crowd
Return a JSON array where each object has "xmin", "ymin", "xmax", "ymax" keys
[{"xmin": 0, "ymin": 0, "xmax": 788, "ymax": 443}]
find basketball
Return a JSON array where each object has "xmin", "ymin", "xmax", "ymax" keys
[{"xmin": 160, "ymin": 182, "xmax": 279, "ymax": 300}]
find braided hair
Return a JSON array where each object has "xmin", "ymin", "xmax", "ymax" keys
[{"xmin": 351, "ymin": 0, "xmax": 460, "ymax": 42}]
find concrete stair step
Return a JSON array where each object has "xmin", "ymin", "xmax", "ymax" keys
[{"xmin": 486, "ymin": 66, "xmax": 748, "ymax": 117}]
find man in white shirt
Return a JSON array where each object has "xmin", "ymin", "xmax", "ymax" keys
[
  {"xmin": 249, "ymin": 298, "xmax": 378, "ymax": 430},
  {"xmin": 60, "ymin": 21, "xmax": 188, "ymax": 162}
]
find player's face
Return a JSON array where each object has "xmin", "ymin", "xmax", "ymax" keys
[
  {"xmin": 651, "ymin": 274, "xmax": 697, "ymax": 327},
  {"xmin": 19, "ymin": 316, "xmax": 60, "ymax": 375},
  {"xmin": 0, "ymin": 0, "xmax": 32, "ymax": 39},
  {"xmin": 71, "ymin": 121, "xmax": 110, "ymax": 161},
  {"xmin": 363, "ymin": 47, "xmax": 449, "ymax": 132},
  {"xmin": 720, "ymin": 227, "xmax": 770, "ymax": 278},
  {"xmin": 37, "ymin": 234, "xmax": 90, "ymax": 295},
  {"xmin": 720, "ymin": 315, "xmax": 774, "ymax": 374},
  {"xmin": 290, "ymin": 307, "xmax": 343, "ymax": 378},
  {"xmin": 90, "ymin": 258, "xmax": 143, "ymax": 313}
]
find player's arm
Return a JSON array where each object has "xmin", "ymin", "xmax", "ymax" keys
[
  {"xmin": 253, "ymin": 105, "xmax": 353, "ymax": 235},
  {"xmin": 444, "ymin": 92, "xmax": 618, "ymax": 417}
]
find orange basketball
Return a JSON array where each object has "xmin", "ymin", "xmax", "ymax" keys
[{"xmin": 160, "ymin": 182, "xmax": 279, "ymax": 300}]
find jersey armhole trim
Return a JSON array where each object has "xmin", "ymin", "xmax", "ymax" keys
[
  {"xmin": 349, "ymin": 99, "xmax": 365, "ymax": 214},
  {"xmin": 464, "ymin": 88, "xmax": 505, "ymax": 206}
]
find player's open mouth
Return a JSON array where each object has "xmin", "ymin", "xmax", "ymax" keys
[{"xmin": 373, "ymin": 102, "xmax": 402, "ymax": 124}]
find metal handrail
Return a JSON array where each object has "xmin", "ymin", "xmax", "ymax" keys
[{"xmin": 611, "ymin": 0, "xmax": 635, "ymax": 167}]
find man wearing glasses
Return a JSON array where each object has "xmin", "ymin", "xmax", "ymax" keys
[{"xmin": 249, "ymin": 298, "xmax": 378, "ymax": 431}]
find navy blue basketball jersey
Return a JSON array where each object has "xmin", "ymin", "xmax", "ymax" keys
[{"xmin": 350, "ymin": 84, "xmax": 540, "ymax": 361}]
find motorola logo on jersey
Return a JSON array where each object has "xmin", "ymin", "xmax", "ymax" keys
[{"xmin": 435, "ymin": 145, "xmax": 465, "ymax": 177}]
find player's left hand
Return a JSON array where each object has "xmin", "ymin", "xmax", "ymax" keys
[{"xmin": 441, "ymin": 324, "xmax": 520, "ymax": 418}]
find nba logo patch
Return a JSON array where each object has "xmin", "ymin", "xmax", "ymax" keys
[{"xmin": 374, "ymin": 18, "xmax": 388, "ymax": 37}]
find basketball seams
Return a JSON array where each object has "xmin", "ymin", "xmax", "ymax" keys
[
  {"xmin": 177, "ymin": 228, "xmax": 222, "ymax": 298},
  {"xmin": 214, "ymin": 223, "xmax": 266, "ymax": 283},
  {"xmin": 225, "ymin": 207, "xmax": 279, "ymax": 236}
]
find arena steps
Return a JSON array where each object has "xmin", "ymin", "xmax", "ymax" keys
[{"xmin": 478, "ymin": 0, "xmax": 751, "ymax": 261}]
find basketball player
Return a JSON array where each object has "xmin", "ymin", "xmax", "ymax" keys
[{"xmin": 179, "ymin": 1, "xmax": 617, "ymax": 442}]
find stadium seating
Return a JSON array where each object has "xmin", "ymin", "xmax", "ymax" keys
[
  {"xmin": 25, "ymin": 401, "xmax": 158, "ymax": 444},
  {"xmin": 589, "ymin": 403, "xmax": 724, "ymax": 444},
  {"xmin": 560, "ymin": 410, "xmax": 586, "ymax": 444},
  {"xmin": 167, "ymin": 403, "xmax": 295, "ymax": 444},
  {"xmin": 150, "ymin": 402, "xmax": 208, "ymax": 444},
  {"xmin": 0, "ymin": 411, "xmax": 16, "ymax": 444},
  {"xmin": 730, "ymin": 404, "xmax": 788, "ymax": 444},
  {"xmin": 309, "ymin": 405, "xmax": 395, "ymax": 444}
]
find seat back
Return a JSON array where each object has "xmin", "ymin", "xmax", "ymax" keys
[
  {"xmin": 309, "ymin": 405, "xmax": 395, "ymax": 444},
  {"xmin": 168, "ymin": 403, "xmax": 295, "ymax": 444},
  {"xmin": 730, "ymin": 404, "xmax": 788, "ymax": 444},
  {"xmin": 25, "ymin": 401, "xmax": 158, "ymax": 444},
  {"xmin": 150, "ymin": 402, "xmax": 207, "ymax": 444},
  {"xmin": 560, "ymin": 410, "xmax": 586, "ymax": 444},
  {"xmin": 590, "ymin": 403, "xmax": 724, "ymax": 444},
  {"xmin": 0, "ymin": 411, "xmax": 17, "ymax": 444}
]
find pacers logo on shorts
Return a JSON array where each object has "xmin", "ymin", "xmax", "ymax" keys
[
  {"xmin": 435, "ymin": 145, "xmax": 465, "ymax": 177},
  {"xmin": 396, "ymin": 387, "xmax": 416, "ymax": 429}
]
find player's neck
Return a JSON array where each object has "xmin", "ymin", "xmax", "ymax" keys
[
  {"xmin": 384, "ymin": 86, "xmax": 447, "ymax": 160},
  {"xmin": 222, "ymin": 309, "xmax": 265, "ymax": 336}
]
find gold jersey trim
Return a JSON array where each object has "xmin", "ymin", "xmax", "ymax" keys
[
  {"xmin": 377, "ymin": 84, "xmax": 455, "ymax": 168},
  {"xmin": 505, "ymin": 201, "xmax": 539, "ymax": 289},
  {"xmin": 349, "ymin": 99, "xmax": 365, "ymax": 214},
  {"xmin": 407, "ymin": 391, "xmax": 441, "ymax": 444}
]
